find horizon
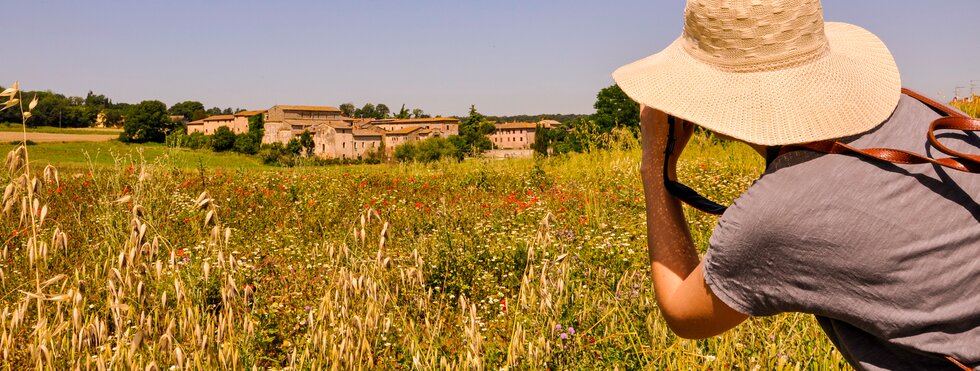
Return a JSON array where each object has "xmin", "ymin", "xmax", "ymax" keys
[{"xmin": 5, "ymin": 0, "xmax": 979, "ymax": 117}]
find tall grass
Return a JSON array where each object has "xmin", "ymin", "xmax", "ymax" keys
[
  {"xmin": 0, "ymin": 82, "xmax": 844, "ymax": 369},
  {"xmin": 950, "ymin": 95, "xmax": 979, "ymax": 118}
]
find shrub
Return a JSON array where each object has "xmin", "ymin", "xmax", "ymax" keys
[
  {"xmin": 234, "ymin": 134, "xmax": 259, "ymax": 155},
  {"xmin": 186, "ymin": 132, "xmax": 209, "ymax": 150},
  {"xmin": 211, "ymin": 126, "xmax": 236, "ymax": 152},
  {"xmin": 394, "ymin": 142, "xmax": 416, "ymax": 162},
  {"xmin": 396, "ymin": 137, "xmax": 462, "ymax": 163}
]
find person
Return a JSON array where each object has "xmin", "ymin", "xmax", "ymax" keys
[{"xmin": 611, "ymin": 0, "xmax": 979, "ymax": 369}]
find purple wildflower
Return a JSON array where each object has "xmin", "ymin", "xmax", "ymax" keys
[
  {"xmin": 560, "ymin": 333, "xmax": 568, "ymax": 340},
  {"xmin": 567, "ymin": 327, "xmax": 575, "ymax": 335}
]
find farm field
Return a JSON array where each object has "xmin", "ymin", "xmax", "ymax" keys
[
  {"xmin": 0, "ymin": 125, "xmax": 123, "ymax": 143},
  {"xmin": 0, "ymin": 135, "xmax": 846, "ymax": 369}
]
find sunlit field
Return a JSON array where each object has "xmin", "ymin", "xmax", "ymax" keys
[{"xmin": 0, "ymin": 133, "xmax": 847, "ymax": 369}]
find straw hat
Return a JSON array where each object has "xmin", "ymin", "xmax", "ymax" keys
[{"xmin": 612, "ymin": 0, "xmax": 901, "ymax": 145}]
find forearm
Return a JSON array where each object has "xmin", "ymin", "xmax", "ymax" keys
[{"xmin": 641, "ymin": 168, "xmax": 701, "ymax": 318}]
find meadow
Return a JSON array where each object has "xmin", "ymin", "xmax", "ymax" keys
[{"xmin": 0, "ymin": 134, "xmax": 846, "ymax": 370}]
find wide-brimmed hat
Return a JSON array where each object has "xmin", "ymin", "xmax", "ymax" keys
[{"xmin": 612, "ymin": 0, "xmax": 901, "ymax": 145}]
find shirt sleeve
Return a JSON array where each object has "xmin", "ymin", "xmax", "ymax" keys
[
  {"xmin": 700, "ymin": 161, "xmax": 842, "ymax": 318},
  {"xmin": 701, "ymin": 195, "xmax": 786, "ymax": 317}
]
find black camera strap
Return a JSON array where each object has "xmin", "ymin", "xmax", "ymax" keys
[{"xmin": 663, "ymin": 116, "xmax": 728, "ymax": 215}]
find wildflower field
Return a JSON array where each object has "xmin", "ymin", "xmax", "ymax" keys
[{"xmin": 0, "ymin": 128, "xmax": 850, "ymax": 370}]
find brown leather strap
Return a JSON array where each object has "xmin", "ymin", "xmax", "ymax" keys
[
  {"xmin": 781, "ymin": 88, "xmax": 980, "ymax": 173},
  {"xmin": 900, "ymin": 87, "xmax": 967, "ymax": 118},
  {"xmin": 946, "ymin": 355, "xmax": 974, "ymax": 371}
]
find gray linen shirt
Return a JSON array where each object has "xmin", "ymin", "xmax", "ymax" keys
[{"xmin": 703, "ymin": 94, "xmax": 980, "ymax": 370}]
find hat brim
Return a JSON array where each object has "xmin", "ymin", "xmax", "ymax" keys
[{"xmin": 612, "ymin": 22, "xmax": 901, "ymax": 146}]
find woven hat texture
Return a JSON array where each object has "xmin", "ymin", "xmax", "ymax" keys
[{"xmin": 613, "ymin": 0, "xmax": 901, "ymax": 145}]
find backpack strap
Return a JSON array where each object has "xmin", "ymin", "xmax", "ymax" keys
[{"xmin": 780, "ymin": 88, "xmax": 980, "ymax": 173}]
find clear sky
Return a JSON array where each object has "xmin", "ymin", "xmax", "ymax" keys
[{"xmin": 5, "ymin": 1, "xmax": 978, "ymax": 117}]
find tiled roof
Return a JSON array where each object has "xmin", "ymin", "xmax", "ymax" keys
[
  {"xmin": 188, "ymin": 119, "xmax": 205, "ymax": 125},
  {"xmin": 234, "ymin": 110, "xmax": 267, "ymax": 117},
  {"xmin": 275, "ymin": 105, "xmax": 341, "ymax": 113},
  {"xmin": 495, "ymin": 122, "xmax": 539, "ymax": 130},
  {"xmin": 353, "ymin": 128, "xmax": 385, "ymax": 136},
  {"xmin": 387, "ymin": 126, "xmax": 423, "ymax": 135},
  {"xmin": 203, "ymin": 115, "xmax": 235, "ymax": 121}
]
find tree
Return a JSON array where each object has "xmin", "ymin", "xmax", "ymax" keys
[
  {"xmin": 286, "ymin": 138, "xmax": 303, "ymax": 155},
  {"xmin": 532, "ymin": 124, "xmax": 551, "ymax": 156},
  {"xmin": 457, "ymin": 105, "xmax": 495, "ymax": 156},
  {"xmin": 356, "ymin": 103, "xmax": 376, "ymax": 119},
  {"xmin": 211, "ymin": 126, "xmax": 236, "ymax": 152},
  {"xmin": 247, "ymin": 114, "xmax": 264, "ymax": 140},
  {"xmin": 298, "ymin": 130, "xmax": 315, "ymax": 156},
  {"xmin": 84, "ymin": 91, "xmax": 111, "ymax": 108},
  {"xmin": 593, "ymin": 84, "xmax": 639, "ymax": 132},
  {"xmin": 376, "ymin": 104, "xmax": 391, "ymax": 119},
  {"xmin": 412, "ymin": 108, "xmax": 428, "ymax": 119},
  {"xmin": 339, "ymin": 102, "xmax": 355, "ymax": 117},
  {"xmin": 206, "ymin": 107, "xmax": 223, "ymax": 115},
  {"xmin": 119, "ymin": 100, "xmax": 173, "ymax": 143},
  {"xmin": 395, "ymin": 104, "xmax": 410, "ymax": 119},
  {"xmin": 169, "ymin": 101, "xmax": 205, "ymax": 121}
]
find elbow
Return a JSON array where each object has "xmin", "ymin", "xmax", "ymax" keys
[
  {"xmin": 660, "ymin": 305, "xmax": 730, "ymax": 340},
  {"xmin": 663, "ymin": 317, "xmax": 718, "ymax": 340}
]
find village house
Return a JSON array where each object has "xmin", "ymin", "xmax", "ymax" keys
[
  {"xmin": 186, "ymin": 119, "xmax": 205, "ymax": 134},
  {"xmin": 352, "ymin": 127, "xmax": 385, "ymax": 158},
  {"xmin": 309, "ymin": 121, "xmax": 355, "ymax": 159},
  {"xmin": 383, "ymin": 126, "xmax": 424, "ymax": 155},
  {"xmin": 199, "ymin": 114, "xmax": 235, "ymax": 135},
  {"xmin": 262, "ymin": 105, "xmax": 346, "ymax": 145},
  {"xmin": 489, "ymin": 121, "xmax": 555, "ymax": 150}
]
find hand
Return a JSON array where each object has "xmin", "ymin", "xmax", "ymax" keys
[{"xmin": 639, "ymin": 105, "xmax": 693, "ymax": 182}]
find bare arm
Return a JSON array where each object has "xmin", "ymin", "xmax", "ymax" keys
[{"xmin": 638, "ymin": 105, "xmax": 747, "ymax": 339}]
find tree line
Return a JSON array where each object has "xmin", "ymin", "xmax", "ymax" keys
[
  {"xmin": 0, "ymin": 85, "xmax": 244, "ymax": 129},
  {"xmin": 338, "ymin": 102, "xmax": 432, "ymax": 120}
]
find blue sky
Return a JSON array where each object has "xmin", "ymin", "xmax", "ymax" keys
[{"xmin": 5, "ymin": 1, "xmax": 978, "ymax": 117}]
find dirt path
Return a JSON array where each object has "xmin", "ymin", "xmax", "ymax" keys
[{"xmin": 0, "ymin": 132, "xmax": 118, "ymax": 143}]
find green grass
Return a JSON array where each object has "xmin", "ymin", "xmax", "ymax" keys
[
  {"xmin": 0, "ymin": 134, "xmax": 844, "ymax": 369},
  {"xmin": 0, "ymin": 140, "xmax": 268, "ymax": 170},
  {"xmin": 0, "ymin": 123, "xmax": 122, "ymax": 135}
]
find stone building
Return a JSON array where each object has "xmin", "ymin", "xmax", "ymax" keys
[
  {"xmin": 370, "ymin": 117, "xmax": 459, "ymax": 137},
  {"xmin": 186, "ymin": 119, "xmax": 205, "ymax": 134},
  {"xmin": 490, "ymin": 122, "xmax": 534, "ymax": 149},
  {"xmin": 232, "ymin": 110, "xmax": 266, "ymax": 134},
  {"xmin": 265, "ymin": 105, "xmax": 342, "ymax": 122},
  {"xmin": 200, "ymin": 115, "xmax": 235, "ymax": 135},
  {"xmin": 382, "ymin": 126, "xmax": 428, "ymax": 155},
  {"xmin": 261, "ymin": 105, "xmax": 345, "ymax": 146},
  {"xmin": 352, "ymin": 127, "xmax": 385, "ymax": 159}
]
